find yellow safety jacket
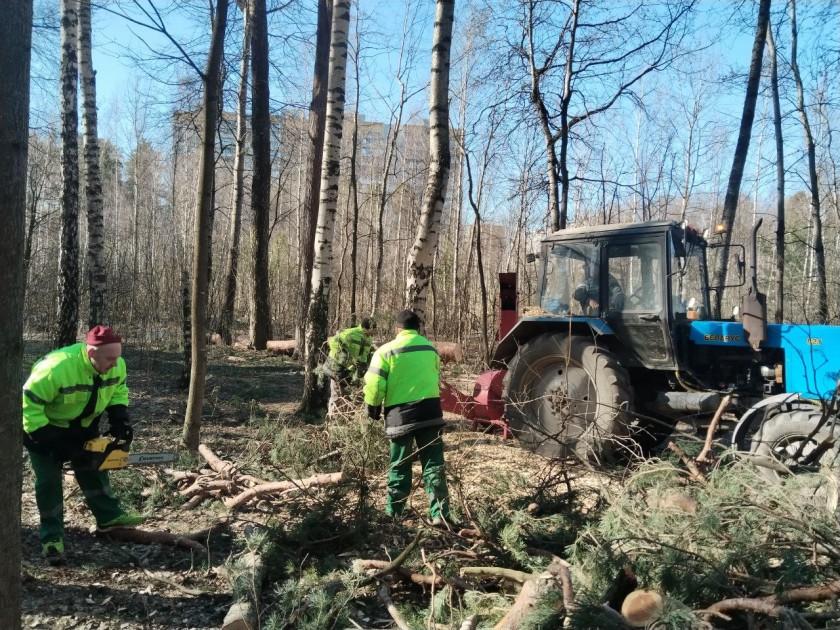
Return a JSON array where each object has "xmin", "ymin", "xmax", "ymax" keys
[
  {"xmin": 364, "ymin": 330, "xmax": 443, "ymax": 437},
  {"xmin": 23, "ymin": 342, "xmax": 129, "ymax": 433},
  {"xmin": 328, "ymin": 325, "xmax": 373, "ymax": 370}
]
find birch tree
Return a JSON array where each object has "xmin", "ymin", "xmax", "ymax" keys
[
  {"xmin": 56, "ymin": 0, "xmax": 80, "ymax": 346},
  {"xmin": 296, "ymin": 0, "xmax": 332, "ymax": 357},
  {"xmin": 300, "ymin": 0, "xmax": 351, "ymax": 413},
  {"xmin": 219, "ymin": 4, "xmax": 250, "ymax": 346},
  {"xmin": 182, "ymin": 0, "xmax": 229, "ymax": 451},
  {"xmin": 711, "ymin": 0, "xmax": 770, "ymax": 319},
  {"xmin": 405, "ymin": 0, "xmax": 455, "ymax": 321},
  {"xmin": 0, "ymin": 4, "xmax": 32, "ymax": 625},
  {"xmin": 78, "ymin": 0, "xmax": 107, "ymax": 328}
]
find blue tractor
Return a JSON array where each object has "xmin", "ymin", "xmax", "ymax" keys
[{"xmin": 491, "ymin": 219, "xmax": 840, "ymax": 469}]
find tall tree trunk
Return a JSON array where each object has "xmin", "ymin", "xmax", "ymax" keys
[
  {"xmin": 56, "ymin": 0, "xmax": 80, "ymax": 347},
  {"xmin": 526, "ymin": 0, "xmax": 570, "ymax": 232},
  {"xmin": 405, "ymin": 0, "xmax": 455, "ymax": 323},
  {"xmin": 300, "ymin": 0, "xmax": 351, "ymax": 414},
  {"xmin": 766, "ymin": 21, "xmax": 785, "ymax": 324},
  {"xmin": 348, "ymin": 14, "xmax": 361, "ymax": 323},
  {"xmin": 78, "ymin": 0, "xmax": 107, "ymax": 328},
  {"xmin": 463, "ymin": 153, "xmax": 490, "ymax": 365},
  {"xmin": 182, "ymin": 0, "xmax": 229, "ymax": 451},
  {"xmin": 0, "ymin": 4, "xmax": 31, "ymax": 627},
  {"xmin": 249, "ymin": 0, "xmax": 272, "ymax": 349},
  {"xmin": 219, "ymin": 8, "xmax": 250, "ymax": 345},
  {"xmin": 295, "ymin": 0, "xmax": 332, "ymax": 357},
  {"xmin": 711, "ymin": 0, "xmax": 770, "ymax": 319},
  {"xmin": 371, "ymin": 92, "xmax": 405, "ymax": 314},
  {"xmin": 789, "ymin": 0, "xmax": 827, "ymax": 323},
  {"xmin": 556, "ymin": 0, "xmax": 579, "ymax": 230}
]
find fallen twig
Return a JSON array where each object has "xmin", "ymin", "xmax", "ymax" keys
[
  {"xmin": 667, "ymin": 441, "xmax": 708, "ymax": 486},
  {"xmin": 379, "ymin": 579, "xmax": 412, "ymax": 630},
  {"xmin": 697, "ymin": 394, "xmax": 732, "ymax": 463}
]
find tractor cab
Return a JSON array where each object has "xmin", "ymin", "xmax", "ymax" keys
[{"xmin": 535, "ymin": 221, "xmax": 712, "ymax": 371}]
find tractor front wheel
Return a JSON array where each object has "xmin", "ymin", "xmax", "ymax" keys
[
  {"xmin": 750, "ymin": 408, "xmax": 840, "ymax": 483},
  {"xmin": 503, "ymin": 333, "xmax": 634, "ymax": 462}
]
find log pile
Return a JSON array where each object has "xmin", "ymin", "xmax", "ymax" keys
[{"xmin": 167, "ymin": 444, "xmax": 344, "ymax": 511}]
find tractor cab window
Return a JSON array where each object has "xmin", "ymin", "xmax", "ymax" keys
[
  {"xmin": 671, "ymin": 232, "xmax": 709, "ymax": 320},
  {"xmin": 607, "ymin": 242, "xmax": 663, "ymax": 312},
  {"xmin": 540, "ymin": 242, "xmax": 599, "ymax": 316}
]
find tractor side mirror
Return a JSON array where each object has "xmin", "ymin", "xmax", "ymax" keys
[{"xmin": 526, "ymin": 252, "xmax": 540, "ymax": 263}]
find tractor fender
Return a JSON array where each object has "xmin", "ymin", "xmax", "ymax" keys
[
  {"xmin": 491, "ymin": 317, "xmax": 614, "ymax": 369},
  {"xmin": 731, "ymin": 392, "xmax": 812, "ymax": 449}
]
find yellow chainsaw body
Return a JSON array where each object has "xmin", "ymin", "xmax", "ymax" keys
[{"xmin": 83, "ymin": 437, "xmax": 130, "ymax": 470}]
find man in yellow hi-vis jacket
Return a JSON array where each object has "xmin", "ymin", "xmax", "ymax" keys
[
  {"xmin": 364, "ymin": 310, "xmax": 452, "ymax": 526},
  {"xmin": 23, "ymin": 326, "xmax": 145, "ymax": 563},
  {"xmin": 325, "ymin": 318, "xmax": 375, "ymax": 415}
]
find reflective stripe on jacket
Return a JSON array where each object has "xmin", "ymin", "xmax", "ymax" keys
[
  {"xmin": 364, "ymin": 330, "xmax": 442, "ymax": 433},
  {"xmin": 328, "ymin": 326, "xmax": 373, "ymax": 369},
  {"xmin": 22, "ymin": 342, "xmax": 129, "ymax": 433}
]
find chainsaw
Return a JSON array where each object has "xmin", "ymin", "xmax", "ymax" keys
[{"xmin": 77, "ymin": 436, "xmax": 177, "ymax": 471}]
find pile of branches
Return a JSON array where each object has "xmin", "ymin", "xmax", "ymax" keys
[
  {"xmin": 566, "ymin": 449, "xmax": 840, "ymax": 629},
  {"xmin": 167, "ymin": 444, "xmax": 344, "ymax": 511}
]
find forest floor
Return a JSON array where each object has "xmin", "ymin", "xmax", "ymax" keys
[{"xmin": 18, "ymin": 340, "xmax": 555, "ymax": 630}]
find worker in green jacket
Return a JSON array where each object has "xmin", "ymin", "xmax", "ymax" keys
[
  {"xmin": 23, "ymin": 326, "xmax": 145, "ymax": 564},
  {"xmin": 364, "ymin": 309, "xmax": 453, "ymax": 527},
  {"xmin": 325, "ymin": 318, "xmax": 375, "ymax": 416}
]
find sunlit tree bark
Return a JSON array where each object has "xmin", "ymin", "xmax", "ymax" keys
[
  {"xmin": 711, "ymin": 0, "xmax": 770, "ymax": 319},
  {"xmin": 249, "ymin": 0, "xmax": 272, "ymax": 349},
  {"xmin": 300, "ymin": 0, "xmax": 351, "ymax": 414},
  {"xmin": 766, "ymin": 21, "xmax": 785, "ymax": 324},
  {"xmin": 0, "ymin": 4, "xmax": 32, "ymax": 626},
  {"xmin": 78, "ymin": 0, "xmax": 107, "ymax": 328},
  {"xmin": 295, "ymin": 0, "xmax": 332, "ymax": 358},
  {"xmin": 56, "ymin": 0, "xmax": 80, "ymax": 346},
  {"xmin": 405, "ymin": 0, "xmax": 455, "ymax": 322},
  {"xmin": 219, "ymin": 5, "xmax": 250, "ymax": 345},
  {"xmin": 182, "ymin": 0, "xmax": 229, "ymax": 451},
  {"xmin": 789, "ymin": 0, "xmax": 827, "ymax": 323}
]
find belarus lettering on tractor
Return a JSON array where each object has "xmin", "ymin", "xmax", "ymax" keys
[{"xmin": 442, "ymin": 219, "xmax": 840, "ymax": 473}]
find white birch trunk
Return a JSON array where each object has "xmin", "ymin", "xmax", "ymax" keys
[
  {"xmin": 57, "ymin": 0, "xmax": 80, "ymax": 346},
  {"xmin": 301, "ymin": 0, "xmax": 351, "ymax": 412},
  {"xmin": 78, "ymin": 0, "xmax": 107, "ymax": 328},
  {"xmin": 405, "ymin": 0, "xmax": 455, "ymax": 323}
]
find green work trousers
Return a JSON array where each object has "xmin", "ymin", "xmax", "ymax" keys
[
  {"xmin": 28, "ymin": 449, "xmax": 125, "ymax": 544},
  {"xmin": 386, "ymin": 426, "xmax": 450, "ymax": 520}
]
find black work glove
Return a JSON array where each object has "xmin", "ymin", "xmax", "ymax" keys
[
  {"xmin": 25, "ymin": 425, "xmax": 64, "ymax": 451},
  {"xmin": 25, "ymin": 425, "xmax": 86, "ymax": 462},
  {"xmin": 107, "ymin": 421, "xmax": 133, "ymax": 447},
  {"xmin": 106, "ymin": 405, "xmax": 133, "ymax": 447},
  {"xmin": 366, "ymin": 404, "xmax": 381, "ymax": 421}
]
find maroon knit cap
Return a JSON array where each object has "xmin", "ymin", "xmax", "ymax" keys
[{"xmin": 86, "ymin": 326, "xmax": 122, "ymax": 346}]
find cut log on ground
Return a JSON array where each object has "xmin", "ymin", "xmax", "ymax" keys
[
  {"xmin": 221, "ymin": 549, "xmax": 268, "ymax": 630},
  {"xmin": 92, "ymin": 527, "xmax": 206, "ymax": 551},
  {"xmin": 492, "ymin": 571, "xmax": 560, "ymax": 630},
  {"xmin": 223, "ymin": 472, "xmax": 344, "ymax": 510},
  {"xmin": 265, "ymin": 339, "xmax": 296, "ymax": 355},
  {"xmin": 430, "ymin": 340, "xmax": 462, "ymax": 364}
]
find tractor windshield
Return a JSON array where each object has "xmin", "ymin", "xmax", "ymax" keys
[
  {"xmin": 671, "ymin": 232, "xmax": 709, "ymax": 320},
  {"xmin": 540, "ymin": 242, "xmax": 599, "ymax": 316}
]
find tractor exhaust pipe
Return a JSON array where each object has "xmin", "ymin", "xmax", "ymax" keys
[{"xmin": 742, "ymin": 219, "xmax": 767, "ymax": 351}]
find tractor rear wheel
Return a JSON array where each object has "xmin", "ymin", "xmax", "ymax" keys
[
  {"xmin": 503, "ymin": 333, "xmax": 634, "ymax": 462},
  {"xmin": 750, "ymin": 409, "xmax": 840, "ymax": 484}
]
